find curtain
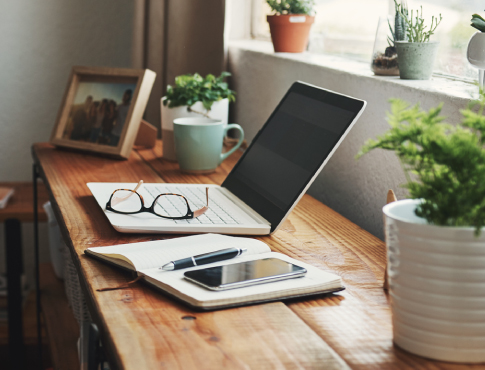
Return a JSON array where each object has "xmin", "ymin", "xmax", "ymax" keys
[{"xmin": 133, "ymin": 0, "xmax": 226, "ymax": 134}]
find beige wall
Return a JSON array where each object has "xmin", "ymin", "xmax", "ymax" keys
[{"xmin": 0, "ymin": 0, "xmax": 134, "ymax": 182}]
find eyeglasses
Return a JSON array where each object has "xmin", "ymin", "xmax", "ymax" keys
[{"xmin": 105, "ymin": 180, "xmax": 209, "ymax": 220}]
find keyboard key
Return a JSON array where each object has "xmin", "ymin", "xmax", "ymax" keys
[{"xmin": 146, "ymin": 186, "xmax": 243, "ymax": 225}]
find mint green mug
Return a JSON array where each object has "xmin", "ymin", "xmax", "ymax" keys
[{"xmin": 173, "ymin": 117, "xmax": 244, "ymax": 174}]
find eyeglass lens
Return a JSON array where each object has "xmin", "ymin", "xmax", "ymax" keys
[
  {"xmin": 153, "ymin": 194, "xmax": 189, "ymax": 218},
  {"xmin": 110, "ymin": 190, "xmax": 142, "ymax": 212}
]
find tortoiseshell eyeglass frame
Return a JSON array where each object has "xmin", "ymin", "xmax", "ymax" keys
[{"xmin": 105, "ymin": 180, "xmax": 209, "ymax": 220}]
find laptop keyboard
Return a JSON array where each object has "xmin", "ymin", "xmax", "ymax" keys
[{"xmin": 145, "ymin": 186, "xmax": 242, "ymax": 225}]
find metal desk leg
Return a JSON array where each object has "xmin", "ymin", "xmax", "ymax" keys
[
  {"xmin": 5, "ymin": 218, "xmax": 25, "ymax": 370},
  {"xmin": 33, "ymin": 164, "xmax": 42, "ymax": 369}
]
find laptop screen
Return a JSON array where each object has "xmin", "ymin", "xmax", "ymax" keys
[{"xmin": 222, "ymin": 82, "xmax": 365, "ymax": 232}]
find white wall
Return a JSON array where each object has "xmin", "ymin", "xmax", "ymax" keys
[
  {"xmin": 0, "ymin": 0, "xmax": 134, "ymax": 181},
  {"xmin": 228, "ymin": 40, "xmax": 476, "ymax": 240}
]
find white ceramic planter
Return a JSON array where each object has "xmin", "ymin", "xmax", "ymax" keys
[
  {"xmin": 383, "ymin": 199, "xmax": 485, "ymax": 363},
  {"xmin": 467, "ymin": 32, "xmax": 485, "ymax": 87},
  {"xmin": 160, "ymin": 99, "xmax": 229, "ymax": 161}
]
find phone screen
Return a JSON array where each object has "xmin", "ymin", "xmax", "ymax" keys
[{"xmin": 184, "ymin": 258, "xmax": 306, "ymax": 291}]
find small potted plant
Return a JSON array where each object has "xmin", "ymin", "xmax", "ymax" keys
[
  {"xmin": 394, "ymin": 0, "xmax": 442, "ymax": 79},
  {"xmin": 467, "ymin": 12, "xmax": 485, "ymax": 86},
  {"xmin": 371, "ymin": 1, "xmax": 408, "ymax": 76},
  {"xmin": 357, "ymin": 92, "xmax": 485, "ymax": 363},
  {"xmin": 160, "ymin": 72, "xmax": 235, "ymax": 160},
  {"xmin": 266, "ymin": 0, "xmax": 315, "ymax": 53}
]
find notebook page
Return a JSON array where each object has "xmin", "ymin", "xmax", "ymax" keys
[
  {"xmin": 87, "ymin": 234, "xmax": 270, "ymax": 271},
  {"xmin": 141, "ymin": 252, "xmax": 342, "ymax": 307}
]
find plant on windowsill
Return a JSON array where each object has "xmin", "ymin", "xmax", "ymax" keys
[
  {"xmin": 357, "ymin": 91, "xmax": 485, "ymax": 363},
  {"xmin": 371, "ymin": 1, "xmax": 408, "ymax": 76},
  {"xmin": 393, "ymin": 0, "xmax": 442, "ymax": 80},
  {"xmin": 467, "ymin": 12, "xmax": 485, "ymax": 86},
  {"xmin": 160, "ymin": 72, "xmax": 236, "ymax": 161},
  {"xmin": 266, "ymin": 0, "xmax": 316, "ymax": 53}
]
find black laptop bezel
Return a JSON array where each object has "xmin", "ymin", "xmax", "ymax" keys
[{"xmin": 222, "ymin": 81, "xmax": 365, "ymax": 233}]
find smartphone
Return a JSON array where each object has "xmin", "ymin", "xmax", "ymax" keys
[{"xmin": 183, "ymin": 258, "xmax": 307, "ymax": 291}]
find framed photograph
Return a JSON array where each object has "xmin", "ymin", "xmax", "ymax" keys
[{"xmin": 50, "ymin": 66, "xmax": 156, "ymax": 159}]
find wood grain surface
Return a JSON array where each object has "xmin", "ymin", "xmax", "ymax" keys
[
  {"xmin": 0, "ymin": 182, "xmax": 48, "ymax": 222},
  {"xmin": 33, "ymin": 142, "xmax": 485, "ymax": 370},
  {"xmin": 32, "ymin": 143, "xmax": 346, "ymax": 370}
]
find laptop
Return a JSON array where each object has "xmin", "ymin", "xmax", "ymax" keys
[{"xmin": 88, "ymin": 81, "xmax": 366, "ymax": 235}]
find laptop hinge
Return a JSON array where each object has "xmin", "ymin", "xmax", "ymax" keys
[{"xmin": 218, "ymin": 187, "xmax": 271, "ymax": 226}]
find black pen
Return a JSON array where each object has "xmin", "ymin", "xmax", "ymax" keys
[{"xmin": 160, "ymin": 247, "xmax": 247, "ymax": 271}]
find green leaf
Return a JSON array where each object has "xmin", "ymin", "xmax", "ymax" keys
[
  {"xmin": 471, "ymin": 18, "xmax": 485, "ymax": 32},
  {"xmin": 357, "ymin": 92, "xmax": 485, "ymax": 235},
  {"xmin": 472, "ymin": 13, "xmax": 485, "ymax": 22},
  {"xmin": 162, "ymin": 71, "xmax": 235, "ymax": 108},
  {"xmin": 266, "ymin": 0, "xmax": 315, "ymax": 15}
]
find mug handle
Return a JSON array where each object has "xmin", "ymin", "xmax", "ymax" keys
[{"xmin": 220, "ymin": 124, "xmax": 245, "ymax": 163}]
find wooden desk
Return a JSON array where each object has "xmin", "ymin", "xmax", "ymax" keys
[{"xmin": 32, "ymin": 142, "xmax": 482, "ymax": 370}]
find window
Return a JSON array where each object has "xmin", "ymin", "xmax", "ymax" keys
[{"xmin": 252, "ymin": 0, "xmax": 479, "ymax": 81}]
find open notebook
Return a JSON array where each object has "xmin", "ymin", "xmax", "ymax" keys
[{"xmin": 85, "ymin": 234, "xmax": 344, "ymax": 310}]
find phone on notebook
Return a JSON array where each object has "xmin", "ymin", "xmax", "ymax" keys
[{"xmin": 184, "ymin": 258, "xmax": 307, "ymax": 291}]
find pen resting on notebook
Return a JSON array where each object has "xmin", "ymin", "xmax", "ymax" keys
[{"xmin": 161, "ymin": 247, "xmax": 246, "ymax": 271}]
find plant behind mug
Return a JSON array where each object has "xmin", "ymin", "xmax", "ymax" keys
[
  {"xmin": 163, "ymin": 72, "xmax": 236, "ymax": 117},
  {"xmin": 357, "ymin": 89, "xmax": 485, "ymax": 235}
]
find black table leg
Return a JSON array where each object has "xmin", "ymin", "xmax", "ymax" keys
[
  {"xmin": 33, "ymin": 164, "xmax": 42, "ymax": 370},
  {"xmin": 5, "ymin": 218, "xmax": 25, "ymax": 370}
]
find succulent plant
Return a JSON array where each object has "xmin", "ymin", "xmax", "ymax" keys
[
  {"xmin": 394, "ymin": 1, "xmax": 408, "ymax": 42},
  {"xmin": 266, "ymin": 0, "xmax": 315, "ymax": 15},
  {"xmin": 471, "ymin": 13, "xmax": 485, "ymax": 32},
  {"xmin": 388, "ymin": 1, "xmax": 408, "ymax": 49},
  {"xmin": 396, "ymin": 2, "xmax": 442, "ymax": 43}
]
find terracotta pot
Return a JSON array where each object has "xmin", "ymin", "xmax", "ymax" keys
[{"xmin": 267, "ymin": 15, "xmax": 314, "ymax": 53}]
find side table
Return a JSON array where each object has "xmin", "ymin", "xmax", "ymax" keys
[{"xmin": 0, "ymin": 181, "xmax": 48, "ymax": 369}]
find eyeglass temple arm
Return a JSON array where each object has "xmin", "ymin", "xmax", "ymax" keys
[
  {"xmin": 111, "ymin": 180, "xmax": 144, "ymax": 207},
  {"xmin": 193, "ymin": 187, "xmax": 209, "ymax": 218}
]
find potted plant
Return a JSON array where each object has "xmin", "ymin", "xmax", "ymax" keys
[
  {"xmin": 467, "ymin": 12, "xmax": 485, "ymax": 86},
  {"xmin": 161, "ymin": 72, "xmax": 235, "ymax": 160},
  {"xmin": 266, "ymin": 0, "xmax": 315, "ymax": 53},
  {"xmin": 371, "ymin": 1, "xmax": 408, "ymax": 76},
  {"xmin": 357, "ymin": 93, "xmax": 485, "ymax": 363},
  {"xmin": 394, "ymin": 1, "xmax": 442, "ymax": 80}
]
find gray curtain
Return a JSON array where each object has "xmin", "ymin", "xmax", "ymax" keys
[{"xmin": 133, "ymin": 0, "xmax": 226, "ymax": 134}]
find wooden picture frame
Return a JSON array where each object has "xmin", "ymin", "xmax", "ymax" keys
[{"xmin": 50, "ymin": 66, "xmax": 156, "ymax": 159}]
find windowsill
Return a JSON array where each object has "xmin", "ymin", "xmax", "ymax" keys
[{"xmin": 228, "ymin": 39, "xmax": 478, "ymax": 101}]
